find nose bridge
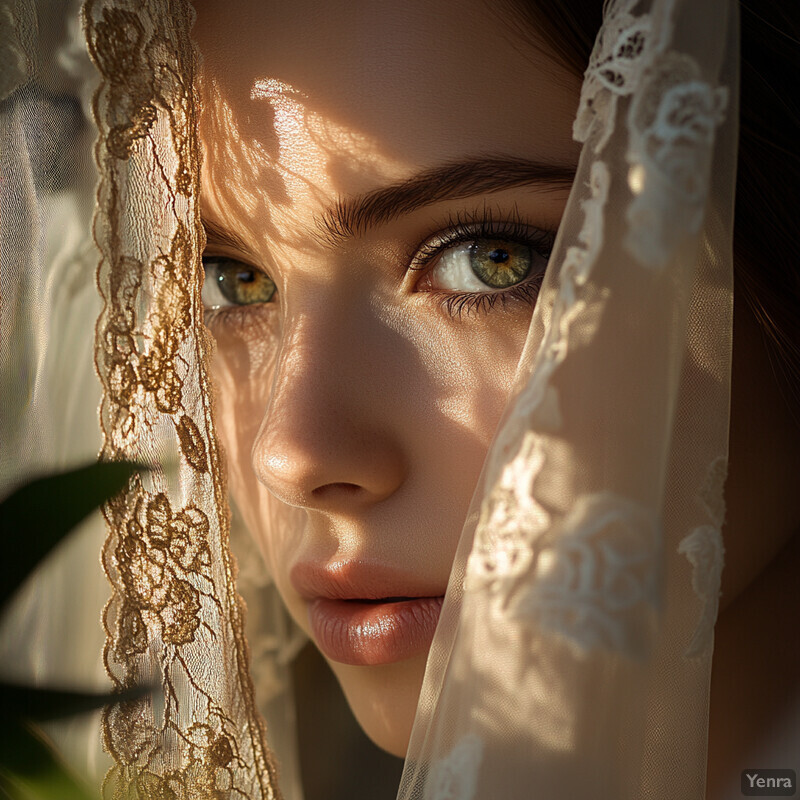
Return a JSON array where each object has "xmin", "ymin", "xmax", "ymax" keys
[
  {"xmin": 252, "ymin": 294, "xmax": 406, "ymax": 509},
  {"xmin": 266, "ymin": 291, "xmax": 360, "ymax": 422}
]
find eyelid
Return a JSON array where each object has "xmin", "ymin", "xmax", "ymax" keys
[
  {"xmin": 202, "ymin": 249, "xmax": 263, "ymax": 269},
  {"xmin": 435, "ymin": 280, "xmax": 544, "ymax": 318}
]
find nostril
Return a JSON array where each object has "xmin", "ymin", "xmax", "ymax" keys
[
  {"xmin": 308, "ymin": 482, "xmax": 374, "ymax": 511},
  {"xmin": 311, "ymin": 482, "xmax": 364, "ymax": 498}
]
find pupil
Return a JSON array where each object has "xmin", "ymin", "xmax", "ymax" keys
[
  {"xmin": 236, "ymin": 270, "xmax": 255, "ymax": 283},
  {"xmin": 489, "ymin": 248, "xmax": 509, "ymax": 264}
]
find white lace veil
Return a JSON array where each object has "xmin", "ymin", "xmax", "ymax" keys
[
  {"xmin": 0, "ymin": 0, "xmax": 737, "ymax": 798},
  {"xmin": 398, "ymin": 0, "xmax": 736, "ymax": 796}
]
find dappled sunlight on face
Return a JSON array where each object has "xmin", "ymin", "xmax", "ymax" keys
[
  {"xmin": 193, "ymin": 0, "xmax": 581, "ymax": 756},
  {"xmin": 249, "ymin": 77, "xmax": 398, "ymax": 213},
  {"xmin": 199, "ymin": 69, "xmax": 409, "ymax": 272}
]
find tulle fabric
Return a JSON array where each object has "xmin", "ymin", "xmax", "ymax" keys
[
  {"xmin": 399, "ymin": 0, "xmax": 737, "ymax": 796},
  {"xmin": 0, "ymin": 0, "xmax": 737, "ymax": 798}
]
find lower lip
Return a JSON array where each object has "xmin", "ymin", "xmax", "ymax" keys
[{"xmin": 308, "ymin": 596, "xmax": 444, "ymax": 666}]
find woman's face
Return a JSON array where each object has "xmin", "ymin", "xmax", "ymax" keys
[{"xmin": 194, "ymin": 0, "xmax": 581, "ymax": 756}]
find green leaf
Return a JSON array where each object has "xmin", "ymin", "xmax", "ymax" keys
[
  {"xmin": 0, "ymin": 461, "xmax": 141, "ymax": 611},
  {"xmin": 0, "ymin": 723, "xmax": 95, "ymax": 800},
  {"xmin": 0, "ymin": 682, "xmax": 150, "ymax": 724}
]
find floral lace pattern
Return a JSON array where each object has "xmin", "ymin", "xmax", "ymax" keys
[
  {"xmin": 625, "ymin": 54, "xmax": 728, "ymax": 268},
  {"xmin": 513, "ymin": 160, "xmax": 610, "ymax": 430},
  {"xmin": 509, "ymin": 493, "xmax": 659, "ymax": 657},
  {"xmin": 86, "ymin": 1, "xmax": 280, "ymax": 797},
  {"xmin": 575, "ymin": 0, "xmax": 727, "ymax": 269},
  {"xmin": 573, "ymin": 0, "xmax": 657, "ymax": 153},
  {"xmin": 678, "ymin": 525, "xmax": 724, "ymax": 658},
  {"xmin": 466, "ymin": 431, "xmax": 549, "ymax": 595},
  {"xmin": 110, "ymin": 488, "xmax": 213, "ymax": 651}
]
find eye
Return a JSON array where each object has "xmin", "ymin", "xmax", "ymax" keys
[
  {"xmin": 201, "ymin": 256, "xmax": 276, "ymax": 309},
  {"xmin": 411, "ymin": 213, "xmax": 555, "ymax": 301},
  {"xmin": 421, "ymin": 238, "xmax": 536, "ymax": 292}
]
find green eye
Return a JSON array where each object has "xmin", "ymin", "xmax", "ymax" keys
[
  {"xmin": 217, "ymin": 263, "xmax": 276, "ymax": 305},
  {"xmin": 468, "ymin": 240, "xmax": 532, "ymax": 288},
  {"xmin": 429, "ymin": 237, "xmax": 535, "ymax": 293},
  {"xmin": 202, "ymin": 256, "xmax": 276, "ymax": 308}
]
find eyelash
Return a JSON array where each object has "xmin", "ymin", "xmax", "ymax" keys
[
  {"xmin": 203, "ymin": 210, "xmax": 555, "ymax": 326},
  {"xmin": 408, "ymin": 208, "xmax": 555, "ymax": 317}
]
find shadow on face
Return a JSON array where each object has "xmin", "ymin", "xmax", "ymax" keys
[{"xmin": 193, "ymin": 0, "xmax": 582, "ymax": 756}]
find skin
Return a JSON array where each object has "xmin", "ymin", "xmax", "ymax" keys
[
  {"xmin": 193, "ymin": 0, "xmax": 800, "ymax": 778},
  {"xmin": 194, "ymin": 0, "xmax": 580, "ymax": 757}
]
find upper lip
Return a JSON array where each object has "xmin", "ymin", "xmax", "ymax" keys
[{"xmin": 290, "ymin": 559, "xmax": 446, "ymax": 602}]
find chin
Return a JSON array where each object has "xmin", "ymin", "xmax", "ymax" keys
[{"xmin": 326, "ymin": 652, "xmax": 429, "ymax": 757}]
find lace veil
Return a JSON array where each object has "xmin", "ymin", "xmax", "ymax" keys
[{"xmin": 0, "ymin": 0, "xmax": 737, "ymax": 797}]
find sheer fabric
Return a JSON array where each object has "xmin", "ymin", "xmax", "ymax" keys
[
  {"xmin": 0, "ymin": 0, "xmax": 737, "ymax": 799},
  {"xmin": 0, "ymin": 0, "xmax": 110, "ymax": 779},
  {"xmin": 2, "ymin": 1, "xmax": 283, "ymax": 796},
  {"xmin": 398, "ymin": 0, "xmax": 736, "ymax": 796},
  {"xmin": 85, "ymin": 1, "xmax": 282, "ymax": 796}
]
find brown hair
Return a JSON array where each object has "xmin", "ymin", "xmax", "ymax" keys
[{"xmin": 506, "ymin": 0, "xmax": 800, "ymax": 412}]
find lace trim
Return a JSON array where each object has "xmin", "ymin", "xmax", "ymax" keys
[
  {"xmin": 86, "ymin": 1, "xmax": 280, "ymax": 796},
  {"xmin": 514, "ymin": 160, "xmax": 610, "ymax": 430},
  {"xmin": 466, "ymin": 431, "xmax": 549, "ymax": 595},
  {"xmin": 575, "ymin": 0, "xmax": 727, "ymax": 269},
  {"xmin": 678, "ymin": 525, "xmax": 724, "ymax": 658},
  {"xmin": 466, "ymin": 163, "xmax": 631, "ymax": 656},
  {"xmin": 574, "ymin": 0, "xmax": 657, "ymax": 153},
  {"xmin": 698, "ymin": 455, "xmax": 727, "ymax": 530}
]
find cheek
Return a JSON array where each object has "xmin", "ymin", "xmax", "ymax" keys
[
  {"xmin": 402, "ymin": 306, "xmax": 530, "ymax": 448},
  {"xmin": 209, "ymin": 311, "xmax": 303, "ymax": 577},
  {"xmin": 209, "ymin": 309, "xmax": 277, "ymax": 480}
]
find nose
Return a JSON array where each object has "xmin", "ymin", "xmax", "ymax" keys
[{"xmin": 252, "ymin": 306, "xmax": 407, "ymax": 513}]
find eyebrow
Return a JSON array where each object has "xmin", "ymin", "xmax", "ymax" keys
[
  {"xmin": 316, "ymin": 155, "xmax": 575, "ymax": 244},
  {"xmin": 201, "ymin": 155, "xmax": 576, "ymax": 254},
  {"xmin": 202, "ymin": 218, "xmax": 253, "ymax": 254}
]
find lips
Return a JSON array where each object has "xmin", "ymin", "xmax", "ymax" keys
[{"xmin": 290, "ymin": 560, "xmax": 445, "ymax": 666}]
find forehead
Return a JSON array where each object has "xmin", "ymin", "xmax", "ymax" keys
[{"xmin": 193, "ymin": 0, "xmax": 581, "ymax": 232}]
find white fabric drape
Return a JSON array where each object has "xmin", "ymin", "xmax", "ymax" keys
[{"xmin": 399, "ymin": 1, "xmax": 737, "ymax": 797}]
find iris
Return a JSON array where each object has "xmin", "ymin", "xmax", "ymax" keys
[
  {"xmin": 204, "ymin": 257, "xmax": 276, "ymax": 307},
  {"xmin": 468, "ymin": 240, "xmax": 532, "ymax": 288}
]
